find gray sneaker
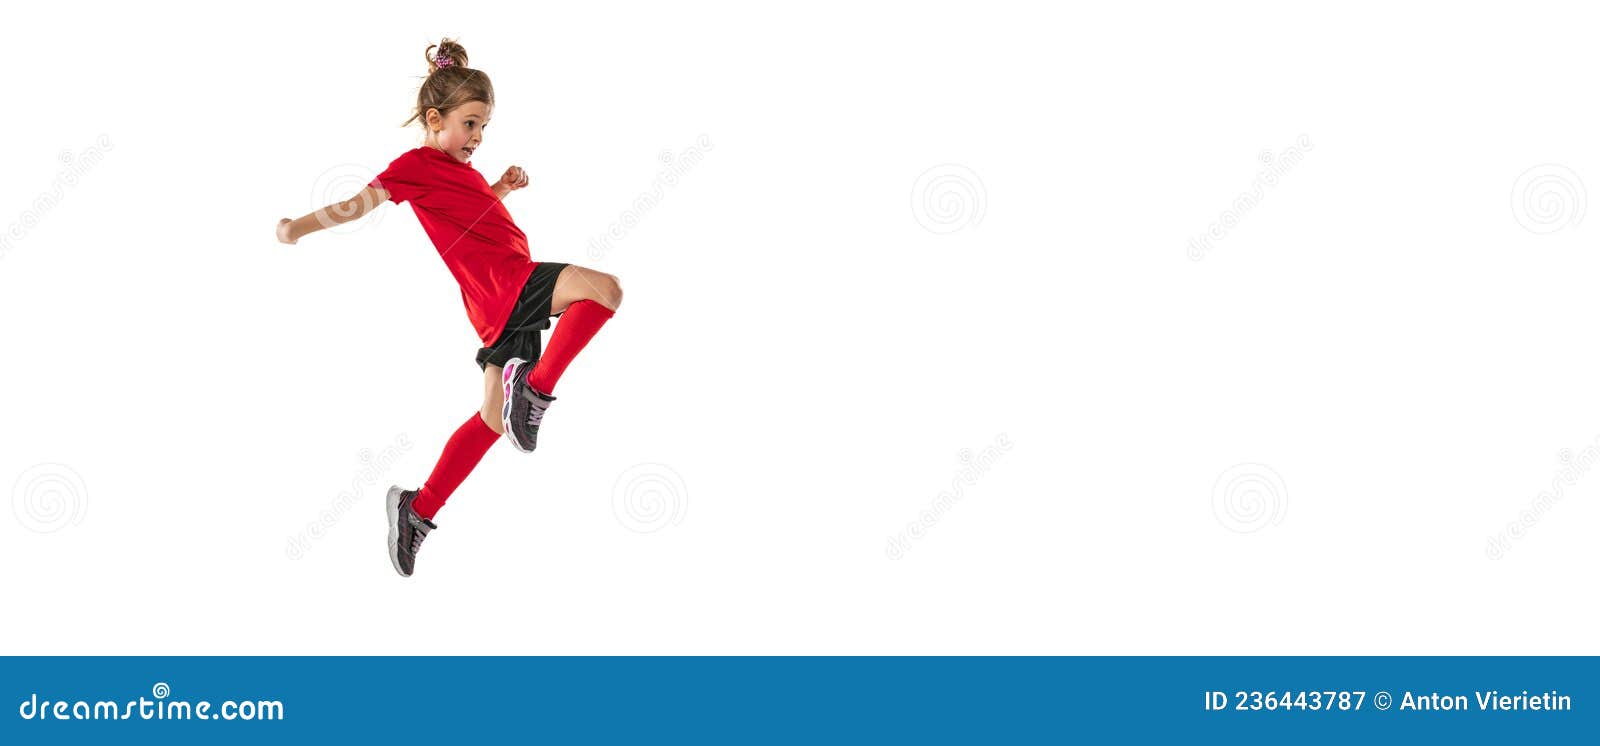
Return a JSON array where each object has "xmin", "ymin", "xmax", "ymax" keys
[
  {"xmin": 386, "ymin": 485, "xmax": 436, "ymax": 577},
  {"xmin": 501, "ymin": 357, "xmax": 556, "ymax": 453}
]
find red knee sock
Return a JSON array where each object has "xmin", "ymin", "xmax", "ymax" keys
[
  {"xmin": 412, "ymin": 412, "xmax": 500, "ymax": 519},
  {"xmin": 526, "ymin": 299, "xmax": 614, "ymax": 394}
]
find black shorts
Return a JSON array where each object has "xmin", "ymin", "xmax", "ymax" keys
[{"xmin": 475, "ymin": 261, "xmax": 570, "ymax": 371}]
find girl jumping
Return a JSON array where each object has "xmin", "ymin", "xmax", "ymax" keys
[{"xmin": 275, "ymin": 39, "xmax": 623, "ymax": 577}]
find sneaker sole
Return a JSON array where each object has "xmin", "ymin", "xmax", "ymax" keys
[
  {"xmin": 502, "ymin": 358, "xmax": 533, "ymax": 453},
  {"xmin": 385, "ymin": 485, "xmax": 407, "ymax": 577}
]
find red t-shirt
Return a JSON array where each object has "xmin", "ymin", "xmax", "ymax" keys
[{"xmin": 369, "ymin": 146, "xmax": 536, "ymax": 346}]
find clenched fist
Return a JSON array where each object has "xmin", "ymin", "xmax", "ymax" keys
[{"xmin": 495, "ymin": 166, "xmax": 530, "ymax": 193}]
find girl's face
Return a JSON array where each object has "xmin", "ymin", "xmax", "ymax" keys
[{"xmin": 425, "ymin": 101, "xmax": 491, "ymax": 163}]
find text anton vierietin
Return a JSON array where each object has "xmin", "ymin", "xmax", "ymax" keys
[{"xmin": 1204, "ymin": 690, "xmax": 1571, "ymax": 713}]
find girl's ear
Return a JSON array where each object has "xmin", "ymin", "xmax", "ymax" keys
[{"xmin": 424, "ymin": 107, "xmax": 443, "ymax": 131}]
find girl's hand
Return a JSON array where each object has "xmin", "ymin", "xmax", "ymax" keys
[
  {"xmin": 495, "ymin": 166, "xmax": 530, "ymax": 193},
  {"xmin": 277, "ymin": 218, "xmax": 298, "ymax": 245}
]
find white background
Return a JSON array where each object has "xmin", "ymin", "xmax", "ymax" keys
[{"xmin": 2, "ymin": 2, "xmax": 1596, "ymax": 654}]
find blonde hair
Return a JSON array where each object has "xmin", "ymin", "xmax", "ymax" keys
[{"xmin": 402, "ymin": 38, "xmax": 495, "ymax": 129}]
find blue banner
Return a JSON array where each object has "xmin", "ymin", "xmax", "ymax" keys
[{"xmin": 1, "ymin": 657, "xmax": 1592, "ymax": 743}]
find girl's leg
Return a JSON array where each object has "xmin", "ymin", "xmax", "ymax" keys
[
  {"xmin": 550, "ymin": 264, "xmax": 623, "ymax": 315},
  {"xmin": 410, "ymin": 365, "xmax": 506, "ymax": 520},
  {"xmin": 478, "ymin": 363, "xmax": 508, "ymax": 435},
  {"xmin": 525, "ymin": 265, "xmax": 622, "ymax": 394}
]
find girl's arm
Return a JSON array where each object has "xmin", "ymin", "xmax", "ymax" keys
[
  {"xmin": 277, "ymin": 185, "xmax": 389, "ymax": 244},
  {"xmin": 492, "ymin": 166, "xmax": 530, "ymax": 201}
]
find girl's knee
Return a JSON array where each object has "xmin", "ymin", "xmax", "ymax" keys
[{"xmin": 599, "ymin": 272, "xmax": 622, "ymax": 311}]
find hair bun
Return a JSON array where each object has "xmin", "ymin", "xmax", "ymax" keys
[
  {"xmin": 404, "ymin": 37, "xmax": 494, "ymax": 129},
  {"xmin": 425, "ymin": 38, "xmax": 470, "ymax": 74}
]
